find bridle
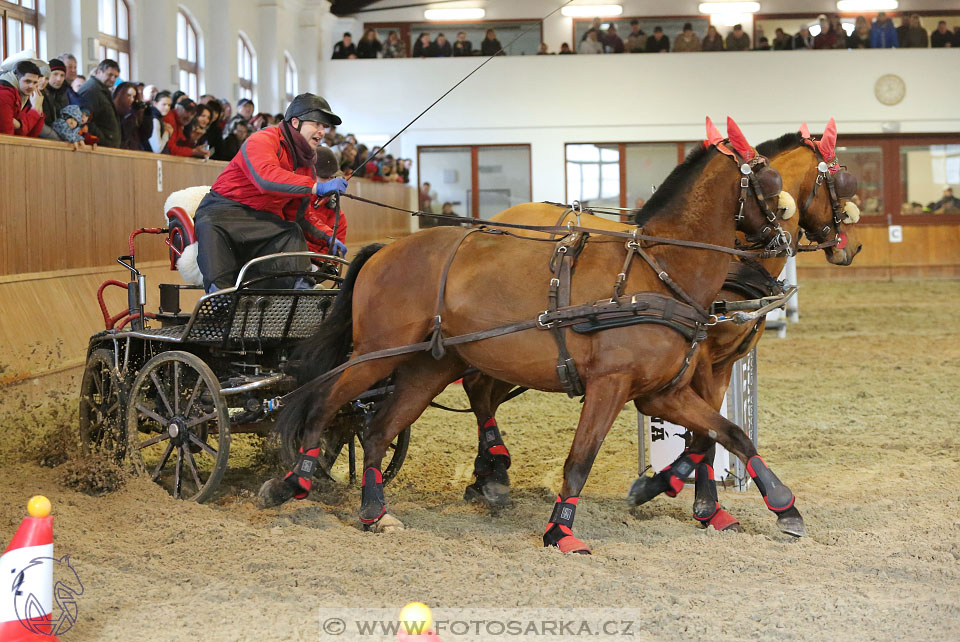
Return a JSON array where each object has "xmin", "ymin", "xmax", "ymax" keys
[
  {"xmin": 798, "ymin": 137, "xmax": 857, "ymax": 251},
  {"xmin": 717, "ymin": 141, "xmax": 794, "ymax": 257}
]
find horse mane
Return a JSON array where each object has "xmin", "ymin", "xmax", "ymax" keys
[
  {"xmin": 634, "ymin": 144, "xmax": 715, "ymax": 226},
  {"xmin": 755, "ymin": 132, "xmax": 804, "ymax": 159}
]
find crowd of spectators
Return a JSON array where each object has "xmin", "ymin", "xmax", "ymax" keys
[
  {"xmin": 331, "ymin": 13, "xmax": 960, "ymax": 59},
  {"xmin": 0, "ymin": 50, "xmax": 408, "ymax": 182}
]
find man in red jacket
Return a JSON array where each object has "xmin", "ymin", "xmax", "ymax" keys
[
  {"xmin": 194, "ymin": 93, "xmax": 347, "ymax": 292},
  {"xmin": 0, "ymin": 60, "xmax": 45, "ymax": 137}
]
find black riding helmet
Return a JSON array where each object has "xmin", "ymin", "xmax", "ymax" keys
[{"xmin": 284, "ymin": 92, "xmax": 342, "ymax": 127}]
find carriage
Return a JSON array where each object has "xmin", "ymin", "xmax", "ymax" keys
[{"xmin": 77, "ymin": 198, "xmax": 409, "ymax": 503}]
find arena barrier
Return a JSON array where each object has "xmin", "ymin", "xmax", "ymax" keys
[
  {"xmin": 764, "ymin": 256, "xmax": 799, "ymax": 338},
  {"xmin": 637, "ymin": 346, "xmax": 759, "ymax": 492}
]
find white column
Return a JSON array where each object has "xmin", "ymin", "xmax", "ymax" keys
[
  {"xmin": 256, "ymin": 1, "xmax": 281, "ymax": 114},
  {"xmin": 135, "ymin": 1, "xmax": 178, "ymax": 90}
]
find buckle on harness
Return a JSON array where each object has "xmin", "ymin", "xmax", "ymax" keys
[{"xmin": 537, "ymin": 311, "xmax": 554, "ymax": 329}]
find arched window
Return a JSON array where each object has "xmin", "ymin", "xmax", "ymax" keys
[
  {"xmin": 177, "ymin": 8, "xmax": 199, "ymax": 99},
  {"xmin": 237, "ymin": 34, "xmax": 255, "ymax": 102},
  {"xmin": 0, "ymin": 0, "xmax": 39, "ymax": 60},
  {"xmin": 283, "ymin": 53, "xmax": 297, "ymax": 107},
  {"xmin": 98, "ymin": 0, "xmax": 131, "ymax": 80}
]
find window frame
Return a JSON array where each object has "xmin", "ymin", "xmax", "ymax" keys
[
  {"xmin": 177, "ymin": 8, "xmax": 200, "ymax": 99},
  {"xmin": 237, "ymin": 33, "xmax": 256, "ymax": 102},
  {"xmin": 0, "ymin": 0, "xmax": 39, "ymax": 61},
  {"xmin": 283, "ymin": 52, "xmax": 297, "ymax": 107},
  {"xmin": 98, "ymin": 0, "xmax": 131, "ymax": 79}
]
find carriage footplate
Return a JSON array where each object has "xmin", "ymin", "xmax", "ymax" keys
[
  {"xmin": 543, "ymin": 496, "xmax": 591, "ymax": 555},
  {"xmin": 627, "ymin": 451, "xmax": 701, "ymax": 506},
  {"xmin": 464, "ymin": 417, "xmax": 511, "ymax": 507},
  {"xmin": 282, "ymin": 446, "xmax": 321, "ymax": 499},
  {"xmin": 359, "ymin": 466, "xmax": 387, "ymax": 527},
  {"xmin": 692, "ymin": 458, "xmax": 739, "ymax": 531},
  {"xmin": 746, "ymin": 455, "xmax": 806, "ymax": 537}
]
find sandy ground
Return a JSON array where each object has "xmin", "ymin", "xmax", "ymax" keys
[{"xmin": 1, "ymin": 279, "xmax": 959, "ymax": 642}]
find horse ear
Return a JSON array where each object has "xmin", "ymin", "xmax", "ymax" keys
[
  {"xmin": 726, "ymin": 117, "xmax": 755, "ymax": 161},
  {"xmin": 819, "ymin": 117, "xmax": 837, "ymax": 161},
  {"xmin": 705, "ymin": 116, "xmax": 723, "ymax": 145},
  {"xmin": 799, "ymin": 122, "xmax": 811, "ymax": 138}
]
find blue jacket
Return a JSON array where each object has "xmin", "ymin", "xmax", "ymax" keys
[{"xmin": 870, "ymin": 21, "xmax": 899, "ymax": 48}]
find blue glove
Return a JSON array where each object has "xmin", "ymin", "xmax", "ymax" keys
[
  {"xmin": 316, "ymin": 177, "xmax": 348, "ymax": 196},
  {"xmin": 331, "ymin": 239, "xmax": 347, "ymax": 258}
]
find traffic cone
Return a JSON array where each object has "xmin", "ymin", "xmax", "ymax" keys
[{"xmin": 0, "ymin": 496, "xmax": 60, "ymax": 641}]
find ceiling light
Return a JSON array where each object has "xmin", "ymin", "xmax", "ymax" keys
[
  {"xmin": 561, "ymin": 5, "xmax": 624, "ymax": 18},
  {"xmin": 836, "ymin": 0, "xmax": 898, "ymax": 11},
  {"xmin": 423, "ymin": 8, "xmax": 485, "ymax": 21},
  {"xmin": 698, "ymin": 2, "xmax": 761, "ymax": 14}
]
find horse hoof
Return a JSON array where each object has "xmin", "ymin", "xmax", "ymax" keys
[
  {"xmin": 464, "ymin": 480, "xmax": 510, "ymax": 507},
  {"xmin": 627, "ymin": 475, "xmax": 666, "ymax": 506},
  {"xmin": 776, "ymin": 506, "xmax": 807, "ymax": 538},
  {"xmin": 364, "ymin": 513, "xmax": 404, "ymax": 533},
  {"xmin": 258, "ymin": 478, "xmax": 295, "ymax": 508}
]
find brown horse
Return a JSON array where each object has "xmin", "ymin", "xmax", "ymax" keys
[
  {"xmin": 460, "ymin": 121, "xmax": 863, "ymax": 537},
  {"xmin": 260, "ymin": 122, "xmax": 792, "ymax": 553}
]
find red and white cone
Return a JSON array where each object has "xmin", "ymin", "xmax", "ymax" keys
[{"xmin": 0, "ymin": 496, "xmax": 60, "ymax": 641}]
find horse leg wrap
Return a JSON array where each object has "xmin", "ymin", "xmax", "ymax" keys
[
  {"xmin": 282, "ymin": 446, "xmax": 320, "ymax": 499},
  {"xmin": 746, "ymin": 455, "xmax": 795, "ymax": 513},
  {"xmin": 359, "ymin": 467, "xmax": 387, "ymax": 524},
  {"xmin": 543, "ymin": 495, "xmax": 590, "ymax": 554},
  {"xmin": 473, "ymin": 417, "xmax": 511, "ymax": 475},
  {"xmin": 692, "ymin": 460, "xmax": 739, "ymax": 531},
  {"xmin": 628, "ymin": 451, "xmax": 702, "ymax": 505}
]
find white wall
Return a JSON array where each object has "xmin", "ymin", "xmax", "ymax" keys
[{"xmin": 321, "ymin": 49, "xmax": 960, "ymax": 202}]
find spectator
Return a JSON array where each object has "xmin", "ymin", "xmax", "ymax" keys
[
  {"xmin": 901, "ymin": 14, "xmax": 928, "ymax": 48},
  {"xmin": 163, "ymin": 97, "xmax": 197, "ymax": 157},
  {"xmin": 175, "ymin": 103, "xmax": 213, "ymax": 158},
  {"xmin": 413, "ymin": 32, "xmax": 433, "ymax": 58},
  {"xmin": 582, "ymin": 18, "xmax": 603, "ymax": 41},
  {"xmin": 559, "ymin": 43, "xmax": 574, "ymax": 54},
  {"xmin": 847, "ymin": 16, "xmax": 871, "ymax": 49},
  {"xmin": 702, "ymin": 25, "xmax": 724, "ymax": 51},
  {"xmin": 397, "ymin": 158, "xmax": 411, "ymax": 184},
  {"xmin": 77, "ymin": 107, "xmax": 99, "ymax": 147},
  {"xmin": 453, "ymin": 32, "xmax": 473, "ymax": 57},
  {"xmin": 434, "ymin": 33, "xmax": 453, "ymax": 57},
  {"xmin": 171, "ymin": 90, "xmax": 186, "ymax": 106},
  {"xmin": 793, "ymin": 26, "xmax": 814, "ymax": 50},
  {"xmin": 217, "ymin": 117, "xmax": 249, "ymax": 161},
  {"xmin": 357, "ymin": 29, "xmax": 382, "ymax": 59},
  {"xmin": 725, "ymin": 23, "xmax": 751, "ymax": 51},
  {"xmin": 201, "ymin": 99, "xmax": 226, "ymax": 158},
  {"xmin": 755, "ymin": 36, "xmax": 771, "ymax": 51},
  {"xmin": 249, "ymin": 112, "xmax": 274, "ymax": 131},
  {"xmin": 198, "ymin": 93, "xmax": 217, "ymax": 106},
  {"xmin": 579, "ymin": 29, "xmax": 603, "ymax": 54},
  {"xmin": 52, "ymin": 104, "xmax": 85, "ymax": 149},
  {"xmin": 830, "ymin": 17, "xmax": 848, "ymax": 48},
  {"xmin": 113, "ymin": 81, "xmax": 150, "ymax": 151},
  {"xmin": 481, "ymin": 29, "xmax": 503, "ymax": 56},
  {"xmin": 673, "ymin": 23, "xmax": 701, "ymax": 52},
  {"xmin": 42, "ymin": 58, "xmax": 69, "ymax": 126},
  {"xmin": 626, "ymin": 20, "xmax": 647, "ymax": 53},
  {"xmin": 143, "ymin": 84, "xmax": 159, "ymax": 104},
  {"xmin": 934, "ymin": 187, "xmax": 959, "ymax": 213},
  {"xmin": 352, "ymin": 144, "xmax": 369, "ymax": 176},
  {"xmin": 220, "ymin": 98, "xmax": 233, "ymax": 122},
  {"xmin": 339, "ymin": 143, "xmax": 357, "ymax": 173},
  {"xmin": 383, "ymin": 31, "xmax": 407, "ymax": 58},
  {"xmin": 814, "ymin": 15, "xmax": 841, "ymax": 49},
  {"xmin": 145, "ymin": 90, "xmax": 173, "ymax": 153},
  {"xmin": 332, "ymin": 32, "xmax": 357, "ymax": 59},
  {"xmin": 419, "ymin": 181, "xmax": 435, "ymax": 212},
  {"xmin": 78, "ymin": 59, "xmax": 121, "ymax": 147},
  {"xmin": 931, "ymin": 21, "xmax": 954, "ymax": 47},
  {"xmin": 237, "ymin": 98, "xmax": 255, "ymax": 121},
  {"xmin": 895, "ymin": 14, "xmax": 910, "ymax": 45},
  {"xmin": 0, "ymin": 60, "xmax": 45, "ymax": 137},
  {"xmin": 773, "ymin": 28, "xmax": 793, "ymax": 50},
  {"xmin": 56, "ymin": 52, "xmax": 81, "ymax": 105},
  {"xmin": 870, "ymin": 12, "xmax": 898, "ymax": 48},
  {"xmin": 71, "ymin": 75, "xmax": 85, "ymax": 93},
  {"xmin": 604, "ymin": 25, "xmax": 625, "ymax": 54},
  {"xmin": 645, "ymin": 26, "xmax": 669, "ymax": 53},
  {"xmin": 537, "ymin": 42, "xmax": 550, "ymax": 55}
]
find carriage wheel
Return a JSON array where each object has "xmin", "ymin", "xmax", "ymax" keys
[
  {"xmin": 126, "ymin": 351, "xmax": 230, "ymax": 502},
  {"xmin": 79, "ymin": 348, "xmax": 127, "ymax": 459},
  {"xmin": 315, "ymin": 413, "xmax": 410, "ymax": 486}
]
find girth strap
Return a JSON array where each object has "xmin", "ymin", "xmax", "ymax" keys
[
  {"xmin": 429, "ymin": 229, "xmax": 481, "ymax": 360},
  {"xmin": 547, "ymin": 233, "xmax": 586, "ymax": 397}
]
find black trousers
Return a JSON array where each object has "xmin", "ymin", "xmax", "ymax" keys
[{"xmin": 194, "ymin": 191, "xmax": 309, "ymax": 291}]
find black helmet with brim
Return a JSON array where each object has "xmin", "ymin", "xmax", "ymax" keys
[{"xmin": 284, "ymin": 92, "xmax": 342, "ymax": 126}]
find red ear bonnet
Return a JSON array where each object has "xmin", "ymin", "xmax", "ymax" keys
[
  {"xmin": 726, "ymin": 117, "xmax": 755, "ymax": 161},
  {"xmin": 819, "ymin": 117, "xmax": 837, "ymax": 162},
  {"xmin": 705, "ymin": 116, "xmax": 724, "ymax": 146},
  {"xmin": 799, "ymin": 122, "xmax": 811, "ymax": 139}
]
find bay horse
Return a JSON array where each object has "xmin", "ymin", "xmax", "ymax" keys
[
  {"xmin": 260, "ymin": 119, "xmax": 792, "ymax": 553},
  {"xmin": 460, "ymin": 119, "xmax": 863, "ymax": 537}
]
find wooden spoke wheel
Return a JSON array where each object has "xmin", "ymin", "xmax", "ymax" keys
[
  {"xmin": 316, "ymin": 409, "xmax": 410, "ymax": 486},
  {"xmin": 127, "ymin": 351, "xmax": 230, "ymax": 502},
  {"xmin": 79, "ymin": 348, "xmax": 127, "ymax": 460}
]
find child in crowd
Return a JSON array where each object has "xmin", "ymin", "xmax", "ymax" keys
[
  {"xmin": 78, "ymin": 107, "xmax": 99, "ymax": 148},
  {"xmin": 52, "ymin": 104, "xmax": 86, "ymax": 150}
]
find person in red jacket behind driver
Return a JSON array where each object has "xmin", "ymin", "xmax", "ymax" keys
[
  {"xmin": 288, "ymin": 145, "xmax": 348, "ymax": 257},
  {"xmin": 193, "ymin": 93, "xmax": 347, "ymax": 292}
]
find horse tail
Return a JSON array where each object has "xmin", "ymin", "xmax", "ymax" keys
[{"xmin": 276, "ymin": 243, "xmax": 385, "ymax": 460}]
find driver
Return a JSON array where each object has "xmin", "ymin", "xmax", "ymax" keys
[{"xmin": 193, "ymin": 93, "xmax": 347, "ymax": 292}]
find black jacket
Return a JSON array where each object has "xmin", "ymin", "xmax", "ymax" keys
[
  {"xmin": 481, "ymin": 38, "xmax": 503, "ymax": 56},
  {"xmin": 356, "ymin": 39, "xmax": 382, "ymax": 59},
  {"xmin": 453, "ymin": 40, "xmax": 473, "ymax": 56},
  {"xmin": 332, "ymin": 42, "xmax": 357, "ymax": 59},
  {"xmin": 42, "ymin": 82, "xmax": 70, "ymax": 125},
  {"xmin": 78, "ymin": 76, "xmax": 120, "ymax": 148}
]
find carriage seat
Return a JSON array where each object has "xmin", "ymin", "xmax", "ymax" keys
[{"xmin": 164, "ymin": 185, "xmax": 211, "ymax": 286}]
